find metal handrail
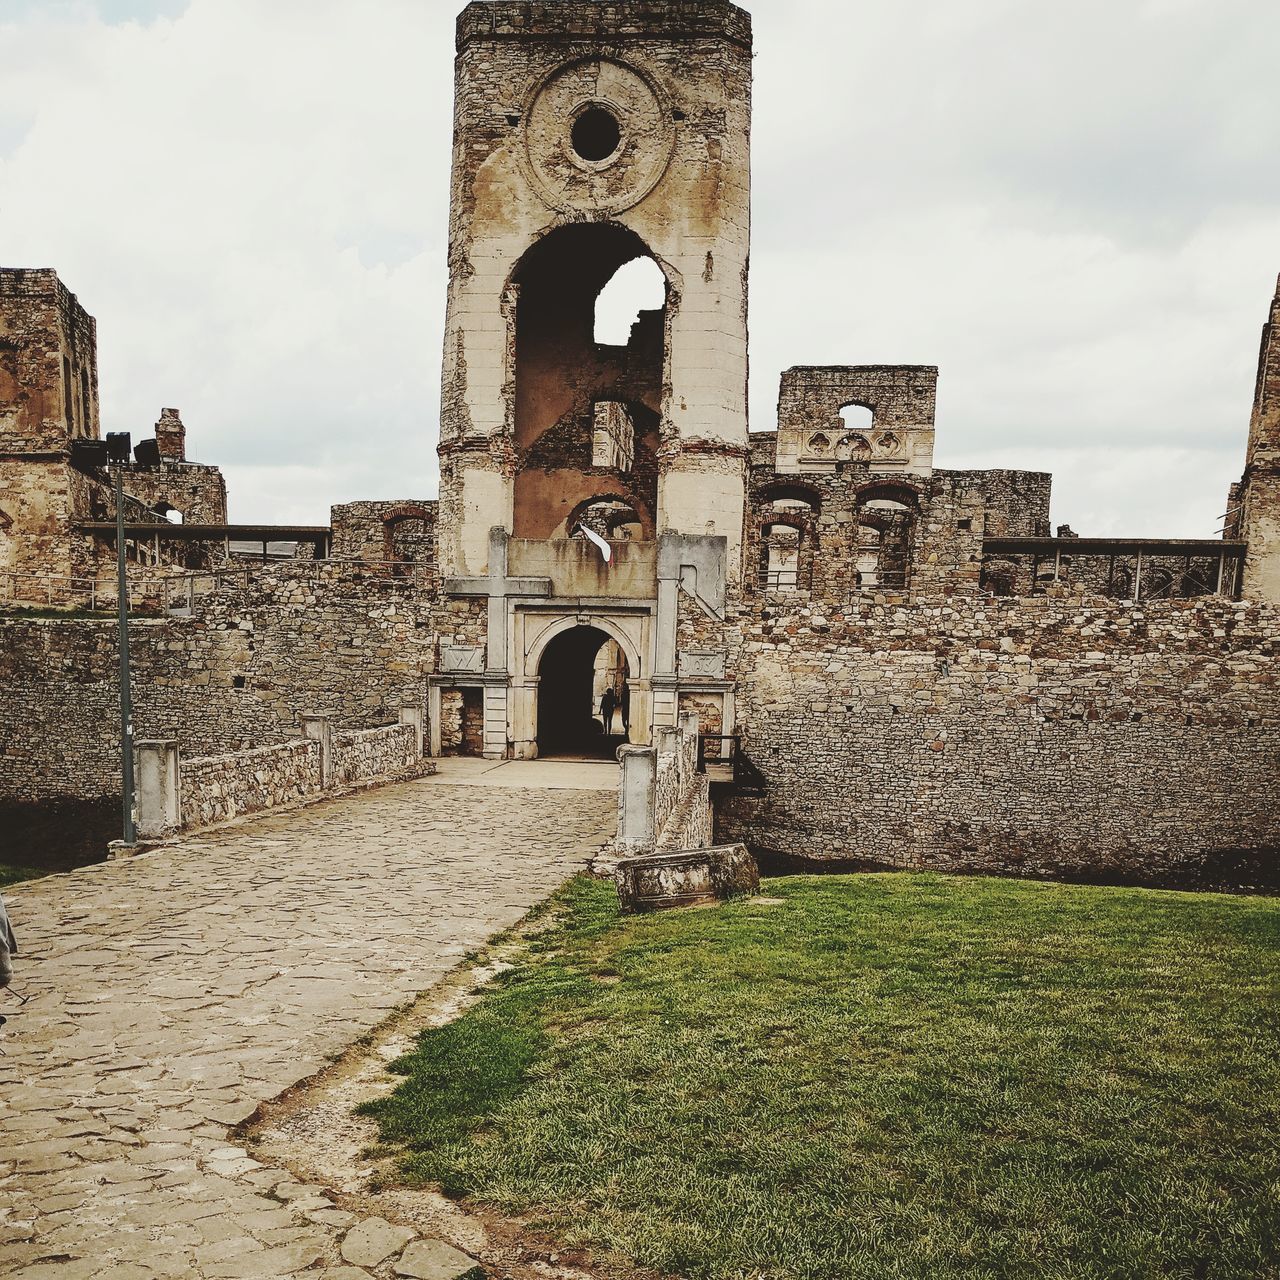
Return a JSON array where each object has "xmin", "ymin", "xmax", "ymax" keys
[{"xmin": 0, "ymin": 557, "xmax": 437, "ymax": 611}]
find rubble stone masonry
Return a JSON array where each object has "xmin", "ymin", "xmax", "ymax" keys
[
  {"xmin": 718, "ymin": 595, "xmax": 1280, "ymax": 879},
  {"xmin": 0, "ymin": 564, "xmax": 439, "ymax": 804}
]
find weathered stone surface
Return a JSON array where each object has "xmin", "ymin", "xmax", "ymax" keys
[
  {"xmin": 394, "ymin": 1237, "xmax": 481, "ymax": 1279},
  {"xmin": 340, "ymin": 1217, "xmax": 416, "ymax": 1267},
  {"xmin": 616, "ymin": 844, "xmax": 759, "ymax": 914},
  {"xmin": 0, "ymin": 767, "xmax": 615, "ymax": 1278}
]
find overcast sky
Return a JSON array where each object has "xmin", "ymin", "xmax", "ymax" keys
[{"xmin": 2, "ymin": 0, "xmax": 1278, "ymax": 536}]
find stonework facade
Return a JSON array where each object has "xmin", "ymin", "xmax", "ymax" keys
[{"xmin": 1, "ymin": 0, "xmax": 1278, "ymax": 886}]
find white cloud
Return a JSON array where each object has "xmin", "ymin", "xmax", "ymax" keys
[{"xmin": 0, "ymin": 0, "xmax": 1276, "ymax": 537}]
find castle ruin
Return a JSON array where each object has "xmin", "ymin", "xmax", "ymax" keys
[{"xmin": 1, "ymin": 1, "xmax": 1277, "ymax": 884}]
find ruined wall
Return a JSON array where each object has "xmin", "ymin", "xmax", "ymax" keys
[
  {"xmin": 0, "ymin": 563, "xmax": 442, "ymax": 803},
  {"xmin": 331, "ymin": 500, "xmax": 439, "ymax": 569},
  {"xmin": 947, "ymin": 468, "xmax": 1052, "ymax": 538},
  {"xmin": 114, "ymin": 461, "xmax": 228, "ymax": 526},
  {"xmin": 0, "ymin": 271, "xmax": 100, "ymax": 589},
  {"xmin": 775, "ymin": 365, "xmax": 937, "ymax": 476},
  {"xmin": 438, "ymin": 1, "xmax": 753, "ymax": 578},
  {"xmin": 0, "ymin": 457, "xmax": 78, "ymax": 585},
  {"xmin": 1238, "ymin": 277, "xmax": 1280, "ymax": 603},
  {"xmin": 718, "ymin": 596, "xmax": 1280, "ymax": 882},
  {"xmin": 0, "ymin": 269, "xmax": 98, "ymax": 453}
]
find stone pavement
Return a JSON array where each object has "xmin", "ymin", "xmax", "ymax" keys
[{"xmin": 0, "ymin": 765, "xmax": 617, "ymax": 1279}]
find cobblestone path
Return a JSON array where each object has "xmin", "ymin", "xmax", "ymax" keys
[{"xmin": 0, "ymin": 765, "xmax": 617, "ymax": 1278}]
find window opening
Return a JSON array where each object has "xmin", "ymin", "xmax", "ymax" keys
[
  {"xmin": 572, "ymin": 106, "xmax": 621, "ymax": 162},
  {"xmin": 594, "ymin": 256, "xmax": 666, "ymax": 345},
  {"xmin": 592, "ymin": 402, "xmax": 636, "ymax": 472}
]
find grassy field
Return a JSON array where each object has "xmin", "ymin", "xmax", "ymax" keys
[
  {"xmin": 0, "ymin": 864, "xmax": 42, "ymax": 888},
  {"xmin": 362, "ymin": 874, "xmax": 1280, "ymax": 1280}
]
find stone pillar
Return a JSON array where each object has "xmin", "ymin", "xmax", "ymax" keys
[
  {"xmin": 427, "ymin": 686, "xmax": 443, "ymax": 758},
  {"xmin": 654, "ymin": 725, "xmax": 678, "ymax": 757},
  {"xmin": 482, "ymin": 684, "xmax": 508, "ymax": 760},
  {"xmin": 398, "ymin": 705, "xmax": 424, "ymax": 757},
  {"xmin": 617, "ymin": 745, "xmax": 657, "ymax": 852},
  {"xmin": 299, "ymin": 714, "xmax": 333, "ymax": 787},
  {"xmin": 135, "ymin": 740, "xmax": 180, "ymax": 840},
  {"xmin": 678, "ymin": 710, "xmax": 701, "ymax": 779}
]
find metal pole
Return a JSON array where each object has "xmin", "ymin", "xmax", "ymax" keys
[{"xmin": 115, "ymin": 465, "xmax": 137, "ymax": 846}]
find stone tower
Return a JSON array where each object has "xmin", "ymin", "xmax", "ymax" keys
[
  {"xmin": 0, "ymin": 269, "xmax": 100, "ymax": 585},
  {"xmin": 432, "ymin": 1, "xmax": 752, "ymax": 759},
  {"xmin": 1237, "ymin": 276, "xmax": 1280, "ymax": 603}
]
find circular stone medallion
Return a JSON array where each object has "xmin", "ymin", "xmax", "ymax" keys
[{"xmin": 524, "ymin": 58, "xmax": 675, "ymax": 216}]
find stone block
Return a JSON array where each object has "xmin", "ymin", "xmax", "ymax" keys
[{"xmin": 615, "ymin": 844, "xmax": 759, "ymax": 915}]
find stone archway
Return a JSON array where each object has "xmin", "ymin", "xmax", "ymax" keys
[{"xmin": 535, "ymin": 624, "xmax": 630, "ymax": 759}]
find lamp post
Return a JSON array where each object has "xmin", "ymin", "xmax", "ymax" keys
[{"xmin": 111, "ymin": 447, "xmax": 136, "ymax": 847}]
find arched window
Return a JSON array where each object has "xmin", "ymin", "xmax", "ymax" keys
[
  {"xmin": 761, "ymin": 523, "xmax": 803, "ymax": 591},
  {"xmin": 854, "ymin": 483, "xmax": 918, "ymax": 592},
  {"xmin": 1107, "ymin": 567, "xmax": 1132, "ymax": 600},
  {"xmin": 381, "ymin": 506, "xmax": 435, "ymax": 568},
  {"xmin": 1142, "ymin": 567, "xmax": 1174, "ymax": 601},
  {"xmin": 511, "ymin": 224, "xmax": 665, "ymax": 541},
  {"xmin": 565, "ymin": 495, "xmax": 644, "ymax": 543},
  {"xmin": 982, "ymin": 560, "xmax": 1017, "ymax": 598},
  {"xmin": 840, "ymin": 403, "xmax": 874, "ymax": 432}
]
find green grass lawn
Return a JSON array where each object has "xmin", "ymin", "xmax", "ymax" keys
[
  {"xmin": 362, "ymin": 874, "xmax": 1280, "ymax": 1280},
  {"xmin": 0, "ymin": 863, "xmax": 43, "ymax": 888}
]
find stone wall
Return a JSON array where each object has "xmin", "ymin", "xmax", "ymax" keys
[
  {"xmin": 0, "ymin": 268, "xmax": 98, "ymax": 454},
  {"xmin": 599, "ymin": 714, "xmax": 710, "ymax": 871},
  {"xmin": 181, "ymin": 740, "xmax": 322, "ymax": 830},
  {"xmin": 0, "ymin": 562, "xmax": 442, "ymax": 805},
  {"xmin": 332, "ymin": 723, "xmax": 424, "ymax": 787},
  {"xmin": 331, "ymin": 500, "xmax": 438, "ymax": 570},
  {"xmin": 718, "ymin": 595, "xmax": 1280, "ymax": 882},
  {"xmin": 114, "ymin": 459, "xmax": 228, "ymax": 527}
]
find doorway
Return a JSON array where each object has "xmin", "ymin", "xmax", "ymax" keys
[{"xmin": 537, "ymin": 625, "xmax": 630, "ymax": 758}]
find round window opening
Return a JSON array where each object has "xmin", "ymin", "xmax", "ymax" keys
[{"xmin": 571, "ymin": 106, "xmax": 622, "ymax": 162}]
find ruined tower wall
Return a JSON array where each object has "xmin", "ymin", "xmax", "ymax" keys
[
  {"xmin": 437, "ymin": 1, "xmax": 752, "ymax": 577},
  {"xmin": 0, "ymin": 269, "xmax": 99, "ymax": 453},
  {"xmin": 1238, "ymin": 276, "xmax": 1280, "ymax": 603},
  {"xmin": 718, "ymin": 596, "xmax": 1280, "ymax": 882},
  {"xmin": 0, "ymin": 270, "xmax": 101, "ymax": 587}
]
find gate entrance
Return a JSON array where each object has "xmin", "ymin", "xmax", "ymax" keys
[{"xmin": 536, "ymin": 625, "xmax": 630, "ymax": 759}]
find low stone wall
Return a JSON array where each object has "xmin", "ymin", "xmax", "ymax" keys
[
  {"xmin": 181, "ymin": 740, "xmax": 322, "ymax": 830},
  {"xmin": 597, "ymin": 714, "xmax": 712, "ymax": 872},
  {"xmin": 134, "ymin": 713, "xmax": 433, "ymax": 841},
  {"xmin": 332, "ymin": 723, "xmax": 424, "ymax": 787}
]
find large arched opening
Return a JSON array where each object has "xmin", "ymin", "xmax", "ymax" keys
[
  {"xmin": 510, "ymin": 223, "xmax": 668, "ymax": 543},
  {"xmin": 536, "ymin": 624, "xmax": 631, "ymax": 759}
]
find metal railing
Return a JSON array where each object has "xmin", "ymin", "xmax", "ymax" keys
[
  {"xmin": 696, "ymin": 734, "xmax": 766, "ymax": 793},
  {"xmin": 0, "ymin": 557, "xmax": 437, "ymax": 613}
]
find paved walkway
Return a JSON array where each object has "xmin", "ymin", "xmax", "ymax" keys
[{"xmin": 0, "ymin": 765, "xmax": 617, "ymax": 1279}]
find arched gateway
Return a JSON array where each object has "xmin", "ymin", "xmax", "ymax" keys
[{"xmin": 535, "ymin": 625, "xmax": 631, "ymax": 758}]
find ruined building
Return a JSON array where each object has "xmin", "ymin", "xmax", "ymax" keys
[{"xmin": 1, "ymin": 0, "xmax": 1278, "ymax": 884}]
